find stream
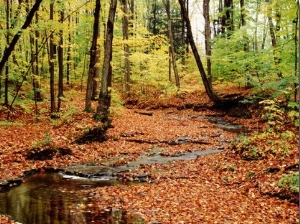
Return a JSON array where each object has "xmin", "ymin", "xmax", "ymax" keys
[
  {"xmin": 0, "ymin": 173, "xmax": 142, "ymax": 224},
  {"xmin": 0, "ymin": 115, "xmax": 245, "ymax": 223}
]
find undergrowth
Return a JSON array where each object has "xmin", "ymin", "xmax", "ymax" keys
[{"xmin": 234, "ymin": 98, "xmax": 298, "ymax": 160}]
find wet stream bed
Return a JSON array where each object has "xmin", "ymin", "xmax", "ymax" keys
[
  {"xmin": 0, "ymin": 172, "xmax": 142, "ymax": 224},
  {"xmin": 0, "ymin": 115, "xmax": 245, "ymax": 223},
  {"xmin": 0, "ymin": 148, "xmax": 223, "ymax": 224}
]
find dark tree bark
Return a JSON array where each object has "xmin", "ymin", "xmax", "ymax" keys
[
  {"xmin": 66, "ymin": 15, "xmax": 71, "ymax": 85},
  {"xmin": 180, "ymin": 0, "xmax": 188, "ymax": 65},
  {"xmin": 219, "ymin": 0, "xmax": 233, "ymax": 36},
  {"xmin": 178, "ymin": 0, "xmax": 240, "ymax": 104},
  {"xmin": 25, "ymin": 0, "xmax": 41, "ymax": 106},
  {"xmin": 57, "ymin": 8, "xmax": 64, "ymax": 112},
  {"xmin": 163, "ymin": 0, "xmax": 180, "ymax": 88},
  {"xmin": 121, "ymin": 0, "xmax": 131, "ymax": 97},
  {"xmin": 129, "ymin": 0, "xmax": 135, "ymax": 37},
  {"xmin": 34, "ymin": 11, "xmax": 42, "ymax": 102},
  {"xmin": 49, "ymin": 2, "xmax": 56, "ymax": 116},
  {"xmin": 152, "ymin": 0, "xmax": 158, "ymax": 34},
  {"xmin": 203, "ymin": 0, "xmax": 212, "ymax": 82},
  {"xmin": 95, "ymin": 0, "xmax": 117, "ymax": 123},
  {"xmin": 4, "ymin": 0, "xmax": 10, "ymax": 106},
  {"xmin": 85, "ymin": 0, "xmax": 101, "ymax": 112},
  {"xmin": 240, "ymin": 0, "xmax": 249, "ymax": 52},
  {"xmin": 0, "ymin": 0, "xmax": 43, "ymax": 77}
]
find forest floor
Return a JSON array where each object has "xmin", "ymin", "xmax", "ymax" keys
[{"xmin": 0, "ymin": 85, "xmax": 298, "ymax": 223}]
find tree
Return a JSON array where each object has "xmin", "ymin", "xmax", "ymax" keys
[
  {"xmin": 265, "ymin": 0, "xmax": 283, "ymax": 78},
  {"xmin": 85, "ymin": 0, "xmax": 101, "ymax": 112},
  {"xmin": 222, "ymin": 0, "xmax": 234, "ymax": 35},
  {"xmin": 4, "ymin": 0, "xmax": 10, "ymax": 107},
  {"xmin": 121, "ymin": 0, "xmax": 131, "ymax": 97},
  {"xmin": 178, "ymin": 0, "xmax": 240, "ymax": 104},
  {"xmin": 0, "ymin": 0, "xmax": 43, "ymax": 106},
  {"xmin": 163, "ymin": 0, "xmax": 180, "ymax": 88},
  {"xmin": 57, "ymin": 3, "xmax": 65, "ymax": 112},
  {"xmin": 203, "ymin": 0, "xmax": 212, "ymax": 82},
  {"xmin": 94, "ymin": 0, "xmax": 118, "ymax": 124},
  {"xmin": 180, "ymin": 0, "xmax": 189, "ymax": 65},
  {"xmin": 49, "ymin": 2, "xmax": 56, "ymax": 116}
]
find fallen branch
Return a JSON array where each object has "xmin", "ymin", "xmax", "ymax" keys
[
  {"xmin": 125, "ymin": 138, "xmax": 210, "ymax": 145},
  {"xmin": 134, "ymin": 110, "xmax": 153, "ymax": 116}
]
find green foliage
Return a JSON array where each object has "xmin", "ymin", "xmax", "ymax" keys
[
  {"xmin": 234, "ymin": 129, "xmax": 295, "ymax": 160},
  {"xmin": 110, "ymin": 90, "xmax": 124, "ymax": 117},
  {"xmin": 31, "ymin": 130, "xmax": 52, "ymax": 149},
  {"xmin": 287, "ymin": 101, "xmax": 299, "ymax": 126},
  {"xmin": 0, "ymin": 120, "xmax": 24, "ymax": 126},
  {"xmin": 278, "ymin": 172, "xmax": 299, "ymax": 193},
  {"xmin": 50, "ymin": 104, "xmax": 80, "ymax": 126},
  {"xmin": 259, "ymin": 99, "xmax": 284, "ymax": 130},
  {"xmin": 235, "ymin": 96, "xmax": 297, "ymax": 160}
]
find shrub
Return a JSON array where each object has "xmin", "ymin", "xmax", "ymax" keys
[{"xmin": 278, "ymin": 172, "xmax": 299, "ymax": 193}]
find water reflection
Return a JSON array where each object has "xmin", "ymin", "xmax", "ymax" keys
[{"xmin": 0, "ymin": 173, "xmax": 143, "ymax": 224}]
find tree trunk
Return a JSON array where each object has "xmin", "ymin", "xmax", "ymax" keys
[
  {"xmin": 220, "ymin": 0, "xmax": 233, "ymax": 36},
  {"xmin": 49, "ymin": 3, "xmax": 56, "ymax": 116},
  {"xmin": 129, "ymin": 0, "xmax": 135, "ymax": 37},
  {"xmin": 163, "ymin": 0, "xmax": 180, "ymax": 88},
  {"xmin": 121, "ymin": 0, "xmax": 131, "ymax": 97},
  {"xmin": 152, "ymin": 0, "xmax": 158, "ymax": 35},
  {"xmin": 240, "ymin": 0, "xmax": 249, "ymax": 52},
  {"xmin": 180, "ymin": 0, "xmax": 185, "ymax": 65},
  {"xmin": 203, "ymin": 0, "xmax": 212, "ymax": 82},
  {"xmin": 34, "ymin": 11, "xmax": 42, "ymax": 102},
  {"xmin": 0, "ymin": 0, "xmax": 43, "ymax": 77},
  {"xmin": 253, "ymin": 0, "xmax": 261, "ymax": 52},
  {"xmin": 4, "ymin": 0, "xmax": 10, "ymax": 107},
  {"xmin": 265, "ymin": 0, "xmax": 282, "ymax": 78},
  {"xmin": 66, "ymin": 26, "xmax": 71, "ymax": 85},
  {"xmin": 85, "ymin": 0, "xmax": 101, "ymax": 112},
  {"xmin": 57, "ymin": 8, "xmax": 64, "ymax": 112},
  {"xmin": 178, "ymin": 0, "xmax": 239, "ymax": 105},
  {"xmin": 95, "ymin": 0, "xmax": 117, "ymax": 124}
]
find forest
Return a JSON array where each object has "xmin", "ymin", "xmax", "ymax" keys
[{"xmin": 0, "ymin": 0, "xmax": 299, "ymax": 223}]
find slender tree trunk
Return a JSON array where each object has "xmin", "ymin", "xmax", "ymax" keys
[
  {"xmin": 49, "ymin": 3, "xmax": 56, "ymax": 116},
  {"xmin": 294, "ymin": 3, "xmax": 299, "ymax": 102},
  {"xmin": 0, "ymin": 0, "xmax": 43, "ymax": 77},
  {"xmin": 265, "ymin": 0, "xmax": 282, "ymax": 78},
  {"xmin": 95, "ymin": 0, "xmax": 117, "ymax": 123},
  {"xmin": 66, "ymin": 17, "xmax": 71, "ymax": 85},
  {"xmin": 178, "ymin": 0, "xmax": 238, "ymax": 104},
  {"xmin": 129, "ymin": 0, "xmax": 135, "ymax": 37},
  {"xmin": 203, "ymin": 0, "xmax": 212, "ymax": 82},
  {"xmin": 180, "ymin": 0, "xmax": 185, "ymax": 65},
  {"xmin": 221, "ymin": 0, "xmax": 234, "ymax": 36},
  {"xmin": 163, "ymin": 0, "xmax": 180, "ymax": 88},
  {"xmin": 253, "ymin": 0, "xmax": 261, "ymax": 52},
  {"xmin": 169, "ymin": 46, "xmax": 172, "ymax": 81},
  {"xmin": 34, "ymin": 12, "xmax": 42, "ymax": 102},
  {"xmin": 4, "ymin": 0, "xmax": 10, "ymax": 106},
  {"xmin": 152, "ymin": 0, "xmax": 158, "ymax": 34},
  {"xmin": 91, "ymin": 13, "xmax": 101, "ymax": 101},
  {"xmin": 85, "ymin": 0, "xmax": 101, "ymax": 112},
  {"xmin": 57, "ymin": 8, "xmax": 64, "ymax": 112},
  {"xmin": 240, "ymin": 0, "xmax": 249, "ymax": 52},
  {"xmin": 26, "ymin": 0, "xmax": 41, "ymax": 106},
  {"xmin": 121, "ymin": 0, "xmax": 131, "ymax": 97},
  {"xmin": 185, "ymin": 0, "xmax": 189, "ymax": 54}
]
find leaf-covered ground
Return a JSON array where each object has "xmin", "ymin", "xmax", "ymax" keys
[{"xmin": 0, "ymin": 87, "xmax": 298, "ymax": 223}]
